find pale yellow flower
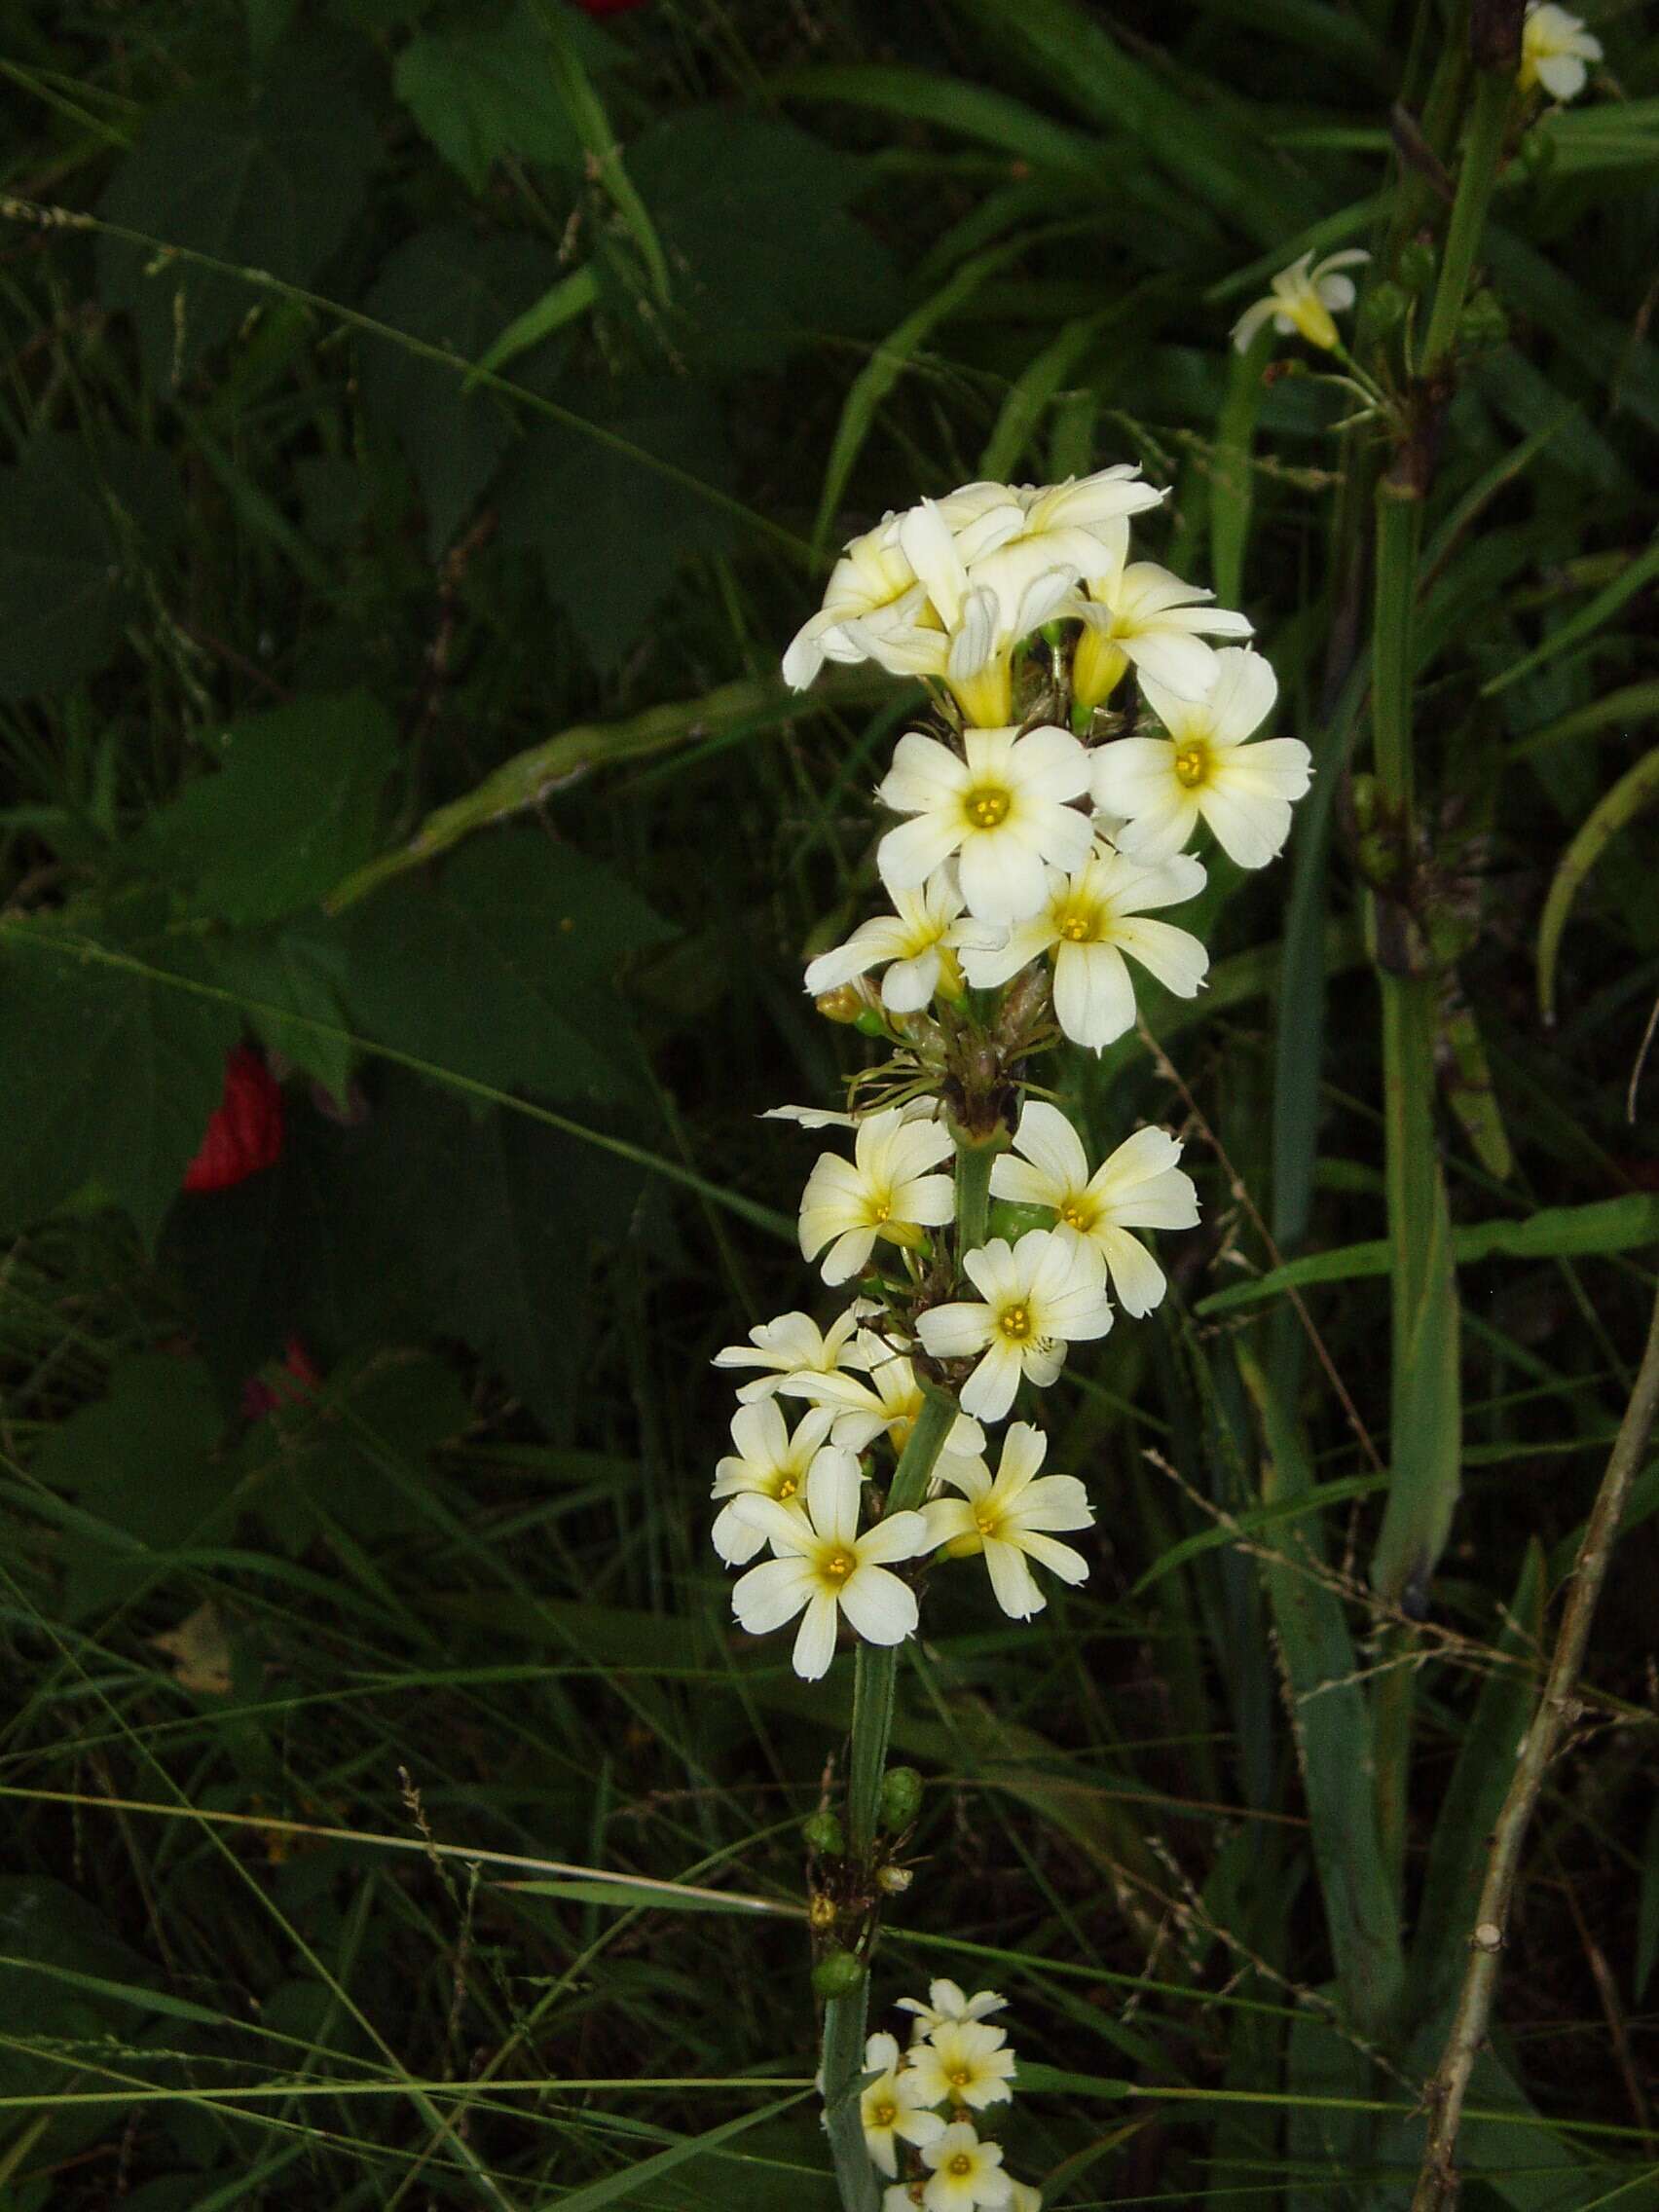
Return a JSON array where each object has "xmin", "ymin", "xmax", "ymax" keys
[
  {"xmin": 1231, "ymin": 248, "xmax": 1369, "ymax": 353},
  {"xmin": 1520, "ymin": 3, "xmax": 1601, "ymax": 98}
]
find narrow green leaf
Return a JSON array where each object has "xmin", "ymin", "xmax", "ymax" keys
[{"xmin": 1537, "ymin": 743, "xmax": 1659, "ymax": 1023}]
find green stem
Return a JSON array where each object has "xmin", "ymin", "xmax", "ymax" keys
[
  {"xmin": 1421, "ymin": 67, "xmax": 1512, "ymax": 376},
  {"xmin": 954, "ymin": 1138, "xmax": 996, "ymax": 1256},
  {"xmin": 821, "ymin": 1975, "xmax": 877, "ymax": 2212}
]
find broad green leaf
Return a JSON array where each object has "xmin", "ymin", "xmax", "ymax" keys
[
  {"xmin": 30, "ymin": 1353, "xmax": 224, "ymax": 1548},
  {"xmin": 496, "ymin": 378, "xmax": 735, "ymax": 662},
  {"xmin": 199, "ymin": 915, "xmax": 355, "ymax": 1098},
  {"xmin": 0, "ymin": 434, "xmax": 181, "ymax": 699},
  {"xmin": 392, "ymin": 0, "xmax": 584, "ymax": 191},
  {"xmin": 140, "ymin": 692, "xmax": 396, "ymax": 927},
  {"xmin": 96, "ymin": 71, "xmax": 377, "ymax": 384},
  {"xmin": 342, "ymin": 827, "xmax": 674, "ymax": 1106},
  {"xmin": 0, "ymin": 918, "xmax": 239, "ymax": 1249},
  {"xmin": 626, "ymin": 109, "xmax": 901, "ymax": 374},
  {"xmin": 361, "ymin": 226, "xmax": 570, "ymax": 555},
  {"xmin": 1196, "ymin": 1193, "xmax": 1659, "ymax": 1315}
]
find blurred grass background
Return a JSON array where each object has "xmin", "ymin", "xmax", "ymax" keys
[{"xmin": 0, "ymin": 0, "xmax": 1657, "ymax": 2204}]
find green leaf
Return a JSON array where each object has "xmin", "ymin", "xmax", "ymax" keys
[
  {"xmin": 140, "ymin": 692, "xmax": 396, "ymax": 927},
  {"xmin": 1536, "ymin": 742, "xmax": 1659, "ymax": 1024},
  {"xmin": 0, "ymin": 918, "xmax": 240, "ymax": 1249},
  {"xmin": 0, "ymin": 433, "xmax": 181, "ymax": 699},
  {"xmin": 497, "ymin": 378, "xmax": 735, "ymax": 662},
  {"xmin": 626, "ymin": 108, "xmax": 901, "ymax": 373},
  {"xmin": 199, "ymin": 914, "xmax": 355, "ymax": 1098},
  {"xmin": 30, "ymin": 1352, "xmax": 226, "ymax": 1556},
  {"xmin": 96, "ymin": 71, "xmax": 377, "ymax": 385},
  {"xmin": 1195, "ymin": 1193, "xmax": 1659, "ymax": 1315},
  {"xmin": 342, "ymin": 827, "xmax": 674, "ymax": 1106},
  {"xmin": 392, "ymin": 0, "xmax": 583, "ymax": 192},
  {"xmin": 361, "ymin": 225, "xmax": 569, "ymax": 555}
]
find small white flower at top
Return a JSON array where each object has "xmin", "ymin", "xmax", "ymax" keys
[
  {"xmin": 896, "ymin": 1977, "xmax": 1008, "ymax": 2041},
  {"xmin": 861, "ymin": 2031, "xmax": 946, "ymax": 2178},
  {"xmin": 1520, "ymin": 4, "xmax": 1601, "ymax": 99},
  {"xmin": 1093, "ymin": 648, "xmax": 1310, "ymax": 871},
  {"xmin": 712, "ymin": 1303, "xmax": 871, "ymax": 1402},
  {"xmin": 960, "ymin": 847, "xmax": 1209, "ymax": 1052},
  {"xmin": 709, "ymin": 1400, "xmax": 836, "ymax": 1565},
  {"xmin": 728, "ymin": 1447, "xmax": 930, "ymax": 1680},
  {"xmin": 1069, "ymin": 560, "xmax": 1253, "ymax": 715},
  {"xmin": 798, "ymin": 1106, "xmax": 956, "ymax": 1286},
  {"xmin": 782, "ymin": 512, "xmax": 917, "ymax": 690},
  {"xmin": 1231, "ymin": 247, "xmax": 1370, "ymax": 354},
  {"xmin": 916, "ymin": 1228, "xmax": 1113, "ymax": 1423},
  {"xmin": 804, "ymin": 870, "xmax": 971, "ymax": 1015},
  {"xmin": 906, "ymin": 2016, "xmax": 1016, "ymax": 2112},
  {"xmin": 925, "ymin": 1421, "xmax": 1094, "ymax": 1621},
  {"xmin": 991, "ymin": 1099, "xmax": 1198, "ymax": 1317},
  {"xmin": 918, "ymin": 2120, "xmax": 1014, "ymax": 2210},
  {"xmin": 877, "ymin": 724, "xmax": 1093, "ymax": 924}
]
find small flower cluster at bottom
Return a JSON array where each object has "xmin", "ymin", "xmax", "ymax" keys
[{"xmin": 862, "ymin": 1978, "xmax": 1040, "ymax": 2210}]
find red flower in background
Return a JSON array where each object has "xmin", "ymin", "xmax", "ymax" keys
[
  {"xmin": 182, "ymin": 1046, "xmax": 284, "ymax": 1193},
  {"xmin": 242, "ymin": 1336, "xmax": 323, "ymax": 1420}
]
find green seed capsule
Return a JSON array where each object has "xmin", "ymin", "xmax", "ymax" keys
[
  {"xmin": 880, "ymin": 1766, "xmax": 925, "ymax": 1831},
  {"xmin": 1359, "ymin": 279, "xmax": 1409, "ymax": 338},
  {"xmin": 1397, "ymin": 239, "xmax": 1437, "ymax": 293},
  {"xmin": 1456, "ymin": 290, "xmax": 1509, "ymax": 351},
  {"xmin": 812, "ymin": 1949, "xmax": 866, "ymax": 2001},
  {"xmin": 802, "ymin": 1810, "xmax": 845, "ymax": 1857}
]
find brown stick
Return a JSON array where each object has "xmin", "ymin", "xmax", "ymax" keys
[{"xmin": 1410, "ymin": 1277, "xmax": 1659, "ymax": 2212}]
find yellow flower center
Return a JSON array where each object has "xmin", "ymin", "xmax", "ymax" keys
[
  {"xmin": 824, "ymin": 1551, "xmax": 854, "ymax": 1581},
  {"xmin": 965, "ymin": 784, "xmax": 1012, "ymax": 830},
  {"xmin": 998, "ymin": 1303, "xmax": 1034, "ymax": 1343},
  {"xmin": 775, "ymin": 1473, "xmax": 798, "ymax": 1499},
  {"xmin": 949, "ymin": 2066, "xmax": 973, "ymax": 2088},
  {"xmin": 869, "ymin": 1196, "xmax": 892, "ymax": 1223},
  {"xmin": 1057, "ymin": 909, "xmax": 1093, "ymax": 941},
  {"xmin": 1059, "ymin": 1197, "xmax": 1094, "ymax": 1231},
  {"xmin": 872, "ymin": 2101, "xmax": 897, "ymax": 2127},
  {"xmin": 1174, "ymin": 741, "xmax": 1210, "ymax": 789},
  {"xmin": 949, "ymin": 2153, "xmax": 975, "ymax": 2176},
  {"xmin": 975, "ymin": 1511, "xmax": 1000, "ymax": 1538}
]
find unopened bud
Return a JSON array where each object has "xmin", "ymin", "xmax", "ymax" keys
[
  {"xmin": 875, "ymin": 1863, "xmax": 913, "ymax": 1895},
  {"xmin": 815, "ymin": 985, "xmax": 864, "ymax": 1025},
  {"xmin": 807, "ymin": 1892, "xmax": 838, "ymax": 1933},
  {"xmin": 879, "ymin": 1765, "xmax": 924, "ymax": 1831},
  {"xmin": 1358, "ymin": 279, "xmax": 1409, "ymax": 339},
  {"xmin": 989, "ymin": 1199, "xmax": 1052, "ymax": 1244},
  {"xmin": 802, "ymin": 1810, "xmax": 844, "ymax": 1857},
  {"xmin": 1456, "ymin": 289, "xmax": 1508, "ymax": 351},
  {"xmin": 1397, "ymin": 239, "xmax": 1437, "ymax": 294},
  {"xmin": 812, "ymin": 1948, "xmax": 865, "ymax": 2000},
  {"xmin": 854, "ymin": 1008, "xmax": 890, "ymax": 1039}
]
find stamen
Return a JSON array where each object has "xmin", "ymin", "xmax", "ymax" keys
[
  {"xmin": 964, "ymin": 785, "xmax": 1012, "ymax": 830},
  {"xmin": 1174, "ymin": 742, "xmax": 1209, "ymax": 789},
  {"xmin": 998, "ymin": 1303, "xmax": 1034, "ymax": 1343}
]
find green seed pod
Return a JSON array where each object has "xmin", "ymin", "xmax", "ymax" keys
[
  {"xmin": 802, "ymin": 1810, "xmax": 844, "ymax": 1857},
  {"xmin": 812, "ymin": 1949, "xmax": 865, "ymax": 2001},
  {"xmin": 854, "ymin": 1009, "xmax": 890, "ymax": 1039},
  {"xmin": 1518, "ymin": 124, "xmax": 1557, "ymax": 179},
  {"xmin": 880, "ymin": 1766, "xmax": 925, "ymax": 1831},
  {"xmin": 1397, "ymin": 239, "xmax": 1437, "ymax": 294},
  {"xmin": 1456, "ymin": 290, "xmax": 1509, "ymax": 351},
  {"xmin": 1358, "ymin": 279, "xmax": 1410, "ymax": 339},
  {"xmin": 988, "ymin": 1198, "xmax": 1052, "ymax": 1244}
]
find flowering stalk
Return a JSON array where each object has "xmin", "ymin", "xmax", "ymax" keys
[{"xmin": 716, "ymin": 460, "xmax": 1309, "ymax": 2207}]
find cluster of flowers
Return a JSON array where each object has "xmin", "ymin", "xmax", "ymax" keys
[
  {"xmin": 711, "ymin": 456, "xmax": 1310, "ymax": 1680},
  {"xmin": 860, "ymin": 1978, "xmax": 1038, "ymax": 2210}
]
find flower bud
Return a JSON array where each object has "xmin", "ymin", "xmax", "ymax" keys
[
  {"xmin": 808, "ymin": 1892, "xmax": 838, "ymax": 1933},
  {"xmin": 875, "ymin": 1862, "xmax": 914, "ymax": 1895},
  {"xmin": 802, "ymin": 1809, "xmax": 845, "ymax": 1857},
  {"xmin": 1518, "ymin": 124, "xmax": 1557, "ymax": 178},
  {"xmin": 989, "ymin": 1198, "xmax": 1053, "ymax": 1244},
  {"xmin": 854, "ymin": 1008, "xmax": 891, "ymax": 1039},
  {"xmin": 1456, "ymin": 290, "xmax": 1509, "ymax": 352},
  {"xmin": 879, "ymin": 1765, "xmax": 925, "ymax": 1831},
  {"xmin": 1396, "ymin": 239, "xmax": 1437, "ymax": 294},
  {"xmin": 1358, "ymin": 279, "xmax": 1409, "ymax": 339},
  {"xmin": 812, "ymin": 1948, "xmax": 866, "ymax": 2000}
]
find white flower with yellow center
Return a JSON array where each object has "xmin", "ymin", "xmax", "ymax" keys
[
  {"xmin": 990, "ymin": 1100, "xmax": 1198, "ymax": 1317},
  {"xmin": 842, "ymin": 569, "xmax": 1077, "ymax": 730},
  {"xmin": 782, "ymin": 512, "xmax": 917, "ymax": 690},
  {"xmin": 1069, "ymin": 560, "xmax": 1254, "ymax": 712},
  {"xmin": 1093, "ymin": 648, "xmax": 1310, "ymax": 871},
  {"xmin": 925, "ymin": 1421, "xmax": 1093, "ymax": 1620},
  {"xmin": 1008, "ymin": 2185, "xmax": 1042, "ymax": 2212},
  {"xmin": 916, "ymin": 1229, "xmax": 1113, "ymax": 1423},
  {"xmin": 1231, "ymin": 247, "xmax": 1370, "ymax": 354},
  {"xmin": 906, "ymin": 2017, "xmax": 1017, "ymax": 2112},
  {"xmin": 959, "ymin": 847, "xmax": 1208, "ymax": 1052},
  {"xmin": 919, "ymin": 2119, "xmax": 1014, "ymax": 2209},
  {"xmin": 798, "ymin": 1106, "xmax": 956, "ymax": 1286},
  {"xmin": 782, "ymin": 1335, "xmax": 985, "ymax": 1479},
  {"xmin": 945, "ymin": 467, "xmax": 1165, "ymax": 623},
  {"xmin": 713, "ymin": 1303, "xmax": 872, "ymax": 1403},
  {"xmin": 728, "ymin": 1448, "xmax": 930, "ymax": 1680},
  {"xmin": 861, "ymin": 2031, "xmax": 947, "ymax": 2178},
  {"xmin": 710, "ymin": 1401, "xmax": 837, "ymax": 1566},
  {"xmin": 804, "ymin": 872, "xmax": 972, "ymax": 1014},
  {"xmin": 876, "ymin": 724, "xmax": 1093, "ymax": 925},
  {"xmin": 896, "ymin": 1978, "xmax": 1008, "ymax": 2040},
  {"xmin": 1520, "ymin": 3, "xmax": 1601, "ymax": 97}
]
